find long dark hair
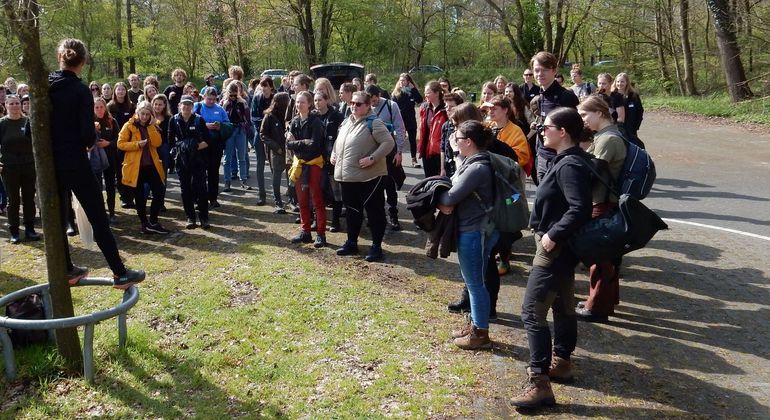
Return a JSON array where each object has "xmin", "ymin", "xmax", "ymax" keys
[
  {"xmin": 506, "ymin": 83, "xmax": 527, "ymax": 121},
  {"xmin": 265, "ymin": 92, "xmax": 291, "ymax": 122}
]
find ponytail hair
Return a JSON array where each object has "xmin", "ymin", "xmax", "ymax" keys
[
  {"xmin": 457, "ymin": 120, "xmax": 494, "ymax": 150},
  {"xmin": 57, "ymin": 38, "xmax": 88, "ymax": 68}
]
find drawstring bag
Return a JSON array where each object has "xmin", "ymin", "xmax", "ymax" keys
[{"xmin": 73, "ymin": 196, "xmax": 95, "ymax": 249}]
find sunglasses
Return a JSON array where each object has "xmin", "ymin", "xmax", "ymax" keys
[
  {"xmin": 539, "ymin": 124, "xmax": 560, "ymax": 133},
  {"xmin": 524, "ymin": 74, "xmax": 533, "ymax": 77},
  {"xmin": 91, "ymin": 87, "xmax": 100, "ymax": 91},
  {"xmin": 352, "ymin": 102, "xmax": 367, "ymax": 107}
]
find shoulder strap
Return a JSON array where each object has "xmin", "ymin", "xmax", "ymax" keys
[{"xmin": 561, "ymin": 154, "xmax": 620, "ymax": 198}]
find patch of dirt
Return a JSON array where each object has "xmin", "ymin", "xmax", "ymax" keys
[
  {"xmin": 225, "ymin": 279, "xmax": 260, "ymax": 308},
  {"xmin": 0, "ymin": 379, "xmax": 35, "ymax": 412},
  {"xmin": 148, "ymin": 313, "xmax": 196, "ymax": 350}
]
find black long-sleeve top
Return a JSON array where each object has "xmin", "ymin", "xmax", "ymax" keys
[
  {"xmin": 286, "ymin": 113, "xmax": 324, "ymax": 161},
  {"xmin": 314, "ymin": 107, "xmax": 344, "ymax": 159},
  {"xmin": 393, "ymin": 87, "xmax": 422, "ymax": 127},
  {"xmin": 260, "ymin": 113, "xmax": 287, "ymax": 155},
  {"xmin": 168, "ymin": 112, "xmax": 211, "ymax": 150},
  {"xmin": 529, "ymin": 146, "xmax": 593, "ymax": 243},
  {"xmin": 48, "ymin": 70, "xmax": 97, "ymax": 171}
]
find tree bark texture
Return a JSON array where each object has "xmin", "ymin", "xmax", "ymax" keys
[
  {"xmin": 707, "ymin": 0, "xmax": 752, "ymax": 101},
  {"xmin": 679, "ymin": 0, "xmax": 698, "ymax": 95},
  {"xmin": 1, "ymin": 0, "xmax": 83, "ymax": 371}
]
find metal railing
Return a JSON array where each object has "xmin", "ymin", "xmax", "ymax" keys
[{"xmin": 0, "ymin": 278, "xmax": 140, "ymax": 383}]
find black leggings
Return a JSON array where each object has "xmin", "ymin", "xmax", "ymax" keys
[
  {"xmin": 405, "ymin": 121, "xmax": 417, "ymax": 158},
  {"xmin": 341, "ymin": 177, "xmax": 386, "ymax": 245},
  {"xmin": 58, "ymin": 165, "xmax": 126, "ymax": 276},
  {"xmin": 205, "ymin": 144, "xmax": 224, "ymax": 202},
  {"xmin": 100, "ymin": 165, "xmax": 117, "ymax": 216},
  {"xmin": 134, "ymin": 166, "xmax": 165, "ymax": 226}
]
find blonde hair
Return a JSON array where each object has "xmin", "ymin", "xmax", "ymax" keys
[
  {"xmin": 135, "ymin": 100, "xmax": 153, "ymax": 115},
  {"xmin": 613, "ymin": 72, "xmax": 638, "ymax": 96},
  {"xmin": 313, "ymin": 77, "xmax": 338, "ymax": 104},
  {"xmin": 171, "ymin": 68, "xmax": 188, "ymax": 80}
]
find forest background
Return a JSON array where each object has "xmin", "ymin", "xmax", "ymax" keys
[{"xmin": 1, "ymin": 0, "xmax": 769, "ymax": 119}]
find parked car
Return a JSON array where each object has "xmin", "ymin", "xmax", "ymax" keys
[
  {"xmin": 593, "ymin": 60, "xmax": 616, "ymax": 67},
  {"xmin": 409, "ymin": 65, "xmax": 443, "ymax": 74},
  {"xmin": 310, "ymin": 63, "xmax": 364, "ymax": 88},
  {"xmin": 212, "ymin": 72, "xmax": 228, "ymax": 80},
  {"xmin": 260, "ymin": 69, "xmax": 289, "ymax": 81}
]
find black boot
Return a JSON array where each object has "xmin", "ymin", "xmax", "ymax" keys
[
  {"xmin": 447, "ymin": 287, "xmax": 471, "ymax": 313},
  {"xmin": 9, "ymin": 226, "xmax": 21, "ymax": 244},
  {"xmin": 330, "ymin": 202, "xmax": 343, "ymax": 232},
  {"xmin": 388, "ymin": 210, "xmax": 401, "ymax": 231}
]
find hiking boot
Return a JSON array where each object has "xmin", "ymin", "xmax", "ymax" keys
[
  {"xmin": 509, "ymin": 368, "xmax": 556, "ymax": 409},
  {"xmin": 240, "ymin": 180, "xmax": 252, "ymax": 190},
  {"xmin": 447, "ymin": 288, "xmax": 470, "ymax": 313},
  {"xmin": 67, "ymin": 265, "xmax": 89, "ymax": 286},
  {"xmin": 575, "ymin": 307, "xmax": 609, "ymax": 323},
  {"xmin": 336, "ymin": 240, "xmax": 359, "ymax": 256},
  {"xmin": 185, "ymin": 218, "xmax": 197, "ymax": 229},
  {"xmin": 256, "ymin": 198, "xmax": 266, "ymax": 206},
  {"xmin": 145, "ymin": 223, "xmax": 170, "ymax": 235},
  {"xmin": 388, "ymin": 213, "xmax": 401, "ymax": 231},
  {"xmin": 24, "ymin": 228, "xmax": 41, "ymax": 241},
  {"xmin": 9, "ymin": 227, "xmax": 21, "ymax": 244},
  {"xmin": 497, "ymin": 260, "xmax": 510, "ymax": 276},
  {"xmin": 451, "ymin": 321, "xmax": 473, "ymax": 339},
  {"xmin": 223, "ymin": 182, "xmax": 231, "ymax": 192},
  {"xmin": 274, "ymin": 206, "xmax": 287, "ymax": 215},
  {"xmin": 210, "ymin": 200, "xmax": 221, "ymax": 209},
  {"xmin": 549, "ymin": 355, "xmax": 574, "ymax": 384},
  {"xmin": 200, "ymin": 218, "xmax": 211, "ymax": 230},
  {"xmin": 453, "ymin": 326, "xmax": 492, "ymax": 350},
  {"xmin": 140, "ymin": 224, "xmax": 153, "ymax": 235},
  {"xmin": 291, "ymin": 231, "xmax": 312, "ymax": 244},
  {"xmin": 113, "ymin": 269, "xmax": 146, "ymax": 290},
  {"xmin": 313, "ymin": 234, "xmax": 327, "ymax": 248},
  {"xmin": 364, "ymin": 244, "xmax": 383, "ymax": 262}
]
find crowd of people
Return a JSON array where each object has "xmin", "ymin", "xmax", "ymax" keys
[{"xmin": 1, "ymin": 38, "xmax": 647, "ymax": 409}]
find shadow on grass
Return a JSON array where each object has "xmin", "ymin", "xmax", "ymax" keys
[{"xmin": 97, "ymin": 342, "xmax": 287, "ymax": 418}]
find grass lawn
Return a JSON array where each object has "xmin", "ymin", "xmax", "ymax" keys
[
  {"xmin": 0, "ymin": 191, "xmax": 485, "ymax": 418},
  {"xmin": 645, "ymin": 94, "xmax": 770, "ymax": 124}
]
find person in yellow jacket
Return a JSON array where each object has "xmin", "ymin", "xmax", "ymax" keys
[
  {"xmin": 118, "ymin": 101, "xmax": 169, "ymax": 234},
  {"xmin": 482, "ymin": 95, "xmax": 533, "ymax": 176}
]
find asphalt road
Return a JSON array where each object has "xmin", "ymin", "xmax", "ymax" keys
[{"xmin": 637, "ymin": 112, "xmax": 770, "ymax": 238}]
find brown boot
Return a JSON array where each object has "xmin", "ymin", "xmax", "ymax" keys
[
  {"xmin": 548, "ymin": 355, "xmax": 574, "ymax": 383},
  {"xmin": 453, "ymin": 326, "xmax": 492, "ymax": 350},
  {"xmin": 509, "ymin": 368, "xmax": 556, "ymax": 409},
  {"xmin": 450, "ymin": 322, "xmax": 473, "ymax": 339}
]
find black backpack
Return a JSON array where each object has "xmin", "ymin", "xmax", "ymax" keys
[{"xmin": 5, "ymin": 293, "xmax": 48, "ymax": 347}]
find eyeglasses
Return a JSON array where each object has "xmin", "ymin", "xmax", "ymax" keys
[
  {"xmin": 229, "ymin": 95, "xmax": 237, "ymax": 99},
  {"xmin": 455, "ymin": 135, "xmax": 468, "ymax": 141},
  {"xmin": 91, "ymin": 87, "xmax": 100, "ymax": 91},
  {"xmin": 352, "ymin": 102, "xmax": 367, "ymax": 107},
  {"xmin": 539, "ymin": 124, "xmax": 560, "ymax": 133},
  {"xmin": 523, "ymin": 73, "xmax": 533, "ymax": 77}
]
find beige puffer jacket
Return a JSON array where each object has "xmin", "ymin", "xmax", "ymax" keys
[{"xmin": 333, "ymin": 112, "xmax": 395, "ymax": 183}]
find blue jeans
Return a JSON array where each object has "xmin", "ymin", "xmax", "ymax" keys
[
  {"xmin": 457, "ymin": 229, "xmax": 499, "ymax": 329},
  {"xmin": 224, "ymin": 127, "xmax": 248, "ymax": 183}
]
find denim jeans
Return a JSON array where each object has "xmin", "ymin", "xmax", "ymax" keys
[
  {"xmin": 457, "ymin": 229, "xmax": 499, "ymax": 329},
  {"xmin": 223, "ymin": 127, "xmax": 248, "ymax": 183}
]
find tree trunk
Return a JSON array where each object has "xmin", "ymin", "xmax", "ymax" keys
[
  {"xmin": 665, "ymin": 0, "xmax": 685, "ymax": 95},
  {"xmin": 654, "ymin": 1, "xmax": 672, "ymax": 93},
  {"xmin": 114, "ymin": 0, "xmax": 124, "ymax": 78},
  {"xmin": 543, "ymin": 0, "xmax": 553, "ymax": 52},
  {"xmin": 228, "ymin": 0, "xmax": 247, "ymax": 75},
  {"xmin": 679, "ymin": 0, "xmax": 697, "ymax": 95},
  {"xmin": 483, "ymin": 0, "xmax": 527, "ymax": 64},
  {"xmin": 318, "ymin": 0, "xmax": 334, "ymax": 63},
  {"xmin": 126, "ymin": 0, "xmax": 135, "ymax": 73},
  {"xmin": 1, "ymin": 0, "xmax": 83, "ymax": 372},
  {"xmin": 707, "ymin": 0, "xmax": 752, "ymax": 101}
]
